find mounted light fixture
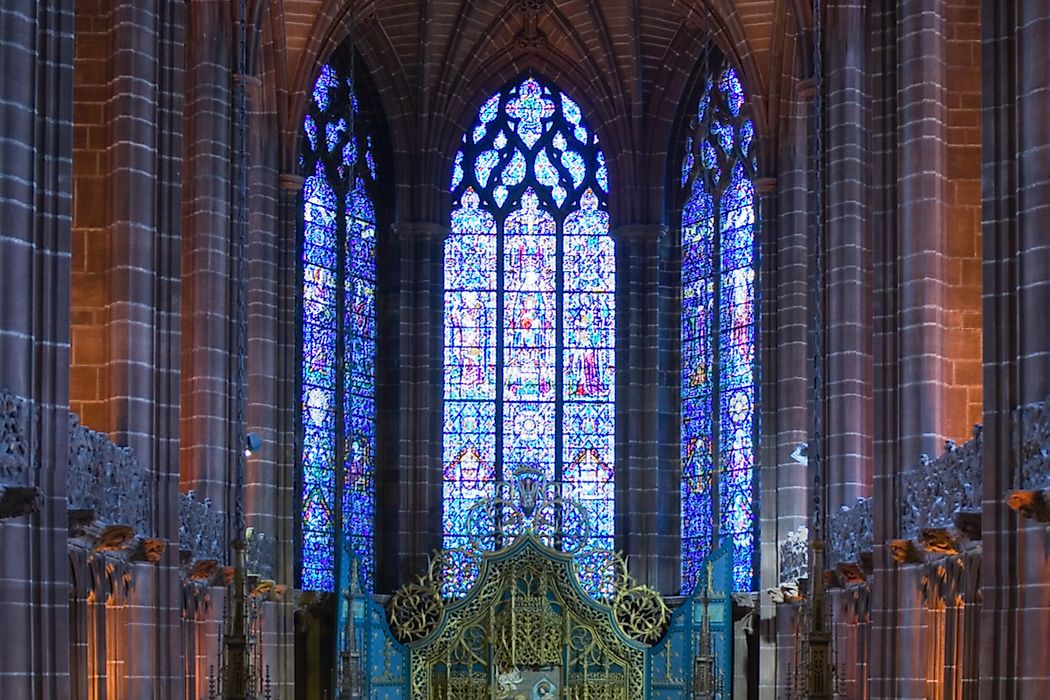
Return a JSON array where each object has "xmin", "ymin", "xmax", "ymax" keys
[{"xmin": 244, "ymin": 432, "xmax": 263, "ymax": 458}]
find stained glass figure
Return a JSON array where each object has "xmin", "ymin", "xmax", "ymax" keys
[
  {"xmin": 443, "ymin": 76, "xmax": 614, "ymax": 595},
  {"xmin": 300, "ymin": 56, "xmax": 380, "ymax": 592},
  {"xmin": 680, "ymin": 63, "xmax": 759, "ymax": 593}
]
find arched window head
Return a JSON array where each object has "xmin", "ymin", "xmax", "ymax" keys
[
  {"xmin": 443, "ymin": 76, "xmax": 615, "ymax": 597},
  {"xmin": 680, "ymin": 63, "xmax": 759, "ymax": 593},
  {"xmin": 299, "ymin": 57, "xmax": 380, "ymax": 593}
]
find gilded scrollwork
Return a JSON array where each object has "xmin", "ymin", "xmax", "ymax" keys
[{"xmin": 612, "ymin": 584, "xmax": 670, "ymax": 645}]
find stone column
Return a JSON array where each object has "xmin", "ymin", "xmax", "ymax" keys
[
  {"xmin": 825, "ymin": 0, "xmax": 873, "ymax": 513},
  {"xmin": 272, "ymin": 172, "xmax": 303, "ymax": 697},
  {"xmin": 0, "ymin": 1, "xmax": 73, "ymax": 696},
  {"xmin": 180, "ymin": 0, "xmax": 235, "ymax": 515},
  {"xmin": 382, "ymin": 222, "xmax": 445, "ymax": 590},
  {"xmin": 980, "ymin": 1, "xmax": 1050, "ymax": 696},
  {"xmin": 761, "ymin": 82, "xmax": 812, "ymax": 700},
  {"xmin": 613, "ymin": 223, "xmax": 675, "ymax": 592}
]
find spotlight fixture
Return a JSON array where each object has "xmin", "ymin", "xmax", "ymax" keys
[{"xmin": 244, "ymin": 432, "xmax": 263, "ymax": 457}]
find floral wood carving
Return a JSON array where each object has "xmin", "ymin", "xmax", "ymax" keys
[
  {"xmin": 68, "ymin": 414, "xmax": 151, "ymax": 535},
  {"xmin": 1017, "ymin": 396, "xmax": 1050, "ymax": 490},
  {"xmin": 900, "ymin": 426, "xmax": 983, "ymax": 539},
  {"xmin": 828, "ymin": 497, "xmax": 873, "ymax": 566}
]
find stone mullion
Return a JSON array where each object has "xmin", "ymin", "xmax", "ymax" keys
[
  {"xmin": 825, "ymin": 0, "xmax": 873, "ymax": 514},
  {"xmin": 389, "ymin": 222, "xmax": 445, "ymax": 589},
  {"xmin": 614, "ymin": 225, "xmax": 671, "ymax": 592},
  {"xmin": 180, "ymin": 0, "xmax": 234, "ymax": 515},
  {"xmin": 0, "ymin": 1, "xmax": 74, "ymax": 697}
]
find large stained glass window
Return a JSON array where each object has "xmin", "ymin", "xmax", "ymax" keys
[
  {"xmin": 680, "ymin": 64, "xmax": 758, "ymax": 593},
  {"xmin": 300, "ymin": 59, "xmax": 379, "ymax": 592},
  {"xmin": 443, "ymin": 76, "xmax": 615, "ymax": 594}
]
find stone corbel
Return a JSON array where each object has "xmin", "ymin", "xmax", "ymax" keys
[
  {"xmin": 834, "ymin": 563, "xmax": 867, "ymax": 586},
  {"xmin": 889, "ymin": 538, "xmax": 924, "ymax": 565},
  {"xmin": 95, "ymin": 524, "xmax": 136, "ymax": 552},
  {"xmin": 251, "ymin": 578, "xmax": 275, "ymax": 598},
  {"xmin": 766, "ymin": 582, "xmax": 803, "ymax": 604},
  {"xmin": 188, "ymin": 559, "xmax": 219, "ymax": 581},
  {"xmin": 1007, "ymin": 489, "xmax": 1050, "ymax": 523},
  {"xmin": 919, "ymin": 527, "xmax": 960, "ymax": 555},
  {"xmin": 131, "ymin": 537, "xmax": 167, "ymax": 563},
  {"xmin": 0, "ymin": 485, "xmax": 42, "ymax": 519}
]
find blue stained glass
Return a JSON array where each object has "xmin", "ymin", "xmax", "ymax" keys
[
  {"xmin": 501, "ymin": 149, "xmax": 526, "ymax": 186},
  {"xmin": 681, "ymin": 136, "xmax": 694, "ymax": 186},
  {"xmin": 305, "ymin": 115, "xmax": 318, "ymax": 151},
  {"xmin": 444, "ymin": 76, "xmax": 615, "ymax": 585},
  {"xmin": 479, "ymin": 94, "xmax": 501, "ymax": 123},
  {"xmin": 720, "ymin": 68, "xmax": 745, "ymax": 117},
  {"xmin": 562, "ymin": 150, "xmax": 586, "ymax": 188},
  {"xmin": 681, "ymin": 61, "xmax": 757, "ymax": 594},
  {"xmin": 506, "ymin": 78, "xmax": 556, "ymax": 148},
  {"xmin": 741, "ymin": 119, "xmax": 755, "ymax": 157},
  {"xmin": 475, "ymin": 150, "xmax": 500, "ymax": 188},
  {"xmin": 451, "ymin": 150, "xmax": 464, "ymax": 190},
  {"xmin": 535, "ymin": 149, "xmax": 559, "ymax": 188},
  {"xmin": 313, "ymin": 64, "xmax": 338, "ymax": 110},
  {"xmin": 300, "ymin": 59, "xmax": 379, "ymax": 592}
]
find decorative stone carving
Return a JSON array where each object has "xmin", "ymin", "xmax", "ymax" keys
[
  {"xmin": 828, "ymin": 497, "xmax": 873, "ymax": 566},
  {"xmin": 0, "ymin": 485, "xmax": 42, "ymax": 519},
  {"xmin": 778, "ymin": 525, "xmax": 809, "ymax": 585},
  {"xmin": 0, "ymin": 391, "xmax": 32, "ymax": 484},
  {"xmin": 68, "ymin": 414, "xmax": 152, "ymax": 536},
  {"xmin": 919, "ymin": 527, "xmax": 959, "ymax": 555},
  {"xmin": 900, "ymin": 426, "xmax": 983, "ymax": 539},
  {"xmin": 188, "ymin": 559, "xmax": 219, "ymax": 581},
  {"xmin": 1017, "ymin": 396, "xmax": 1050, "ymax": 490},
  {"xmin": 889, "ymin": 539, "xmax": 923, "ymax": 565},
  {"xmin": 134, "ymin": 538, "xmax": 167, "ymax": 563},
  {"xmin": 834, "ymin": 563, "xmax": 866, "ymax": 586},
  {"xmin": 245, "ymin": 529, "xmax": 276, "ymax": 580},
  {"xmin": 95, "ymin": 524, "xmax": 135, "ymax": 551},
  {"xmin": 1007, "ymin": 489, "xmax": 1050, "ymax": 523},
  {"xmin": 178, "ymin": 490, "xmax": 226, "ymax": 563}
]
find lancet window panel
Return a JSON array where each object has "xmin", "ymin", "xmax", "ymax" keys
[
  {"xmin": 443, "ymin": 76, "xmax": 615, "ymax": 594},
  {"xmin": 299, "ymin": 58, "xmax": 380, "ymax": 593},
  {"xmin": 680, "ymin": 63, "xmax": 759, "ymax": 594}
]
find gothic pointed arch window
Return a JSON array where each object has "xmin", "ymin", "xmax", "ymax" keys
[
  {"xmin": 299, "ymin": 55, "xmax": 381, "ymax": 592},
  {"xmin": 680, "ymin": 62, "xmax": 759, "ymax": 593},
  {"xmin": 442, "ymin": 76, "xmax": 615, "ymax": 595}
]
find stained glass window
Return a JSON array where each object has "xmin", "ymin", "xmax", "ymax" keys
[
  {"xmin": 443, "ymin": 76, "xmax": 615, "ymax": 595},
  {"xmin": 300, "ymin": 58, "xmax": 379, "ymax": 592},
  {"xmin": 680, "ymin": 64, "xmax": 759, "ymax": 593}
]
